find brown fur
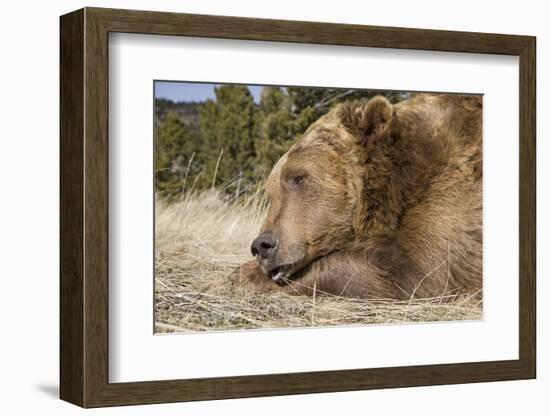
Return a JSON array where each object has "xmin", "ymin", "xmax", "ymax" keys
[{"xmin": 235, "ymin": 93, "xmax": 482, "ymax": 299}]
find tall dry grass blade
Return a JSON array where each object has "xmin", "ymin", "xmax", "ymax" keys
[
  {"xmin": 181, "ymin": 151, "xmax": 195, "ymax": 197},
  {"xmin": 211, "ymin": 148, "xmax": 224, "ymax": 189}
]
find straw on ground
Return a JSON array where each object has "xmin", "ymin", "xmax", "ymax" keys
[{"xmin": 154, "ymin": 190, "xmax": 482, "ymax": 333}]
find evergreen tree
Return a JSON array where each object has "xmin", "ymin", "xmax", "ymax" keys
[
  {"xmin": 199, "ymin": 85, "xmax": 258, "ymax": 195},
  {"xmin": 154, "ymin": 84, "xmax": 409, "ymax": 199},
  {"xmin": 155, "ymin": 111, "xmax": 199, "ymax": 197},
  {"xmin": 255, "ymin": 87, "xmax": 294, "ymax": 177}
]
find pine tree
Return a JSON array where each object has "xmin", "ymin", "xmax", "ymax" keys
[
  {"xmin": 198, "ymin": 85, "xmax": 258, "ymax": 195},
  {"xmin": 255, "ymin": 87, "xmax": 294, "ymax": 177},
  {"xmin": 155, "ymin": 111, "xmax": 198, "ymax": 197},
  {"xmin": 154, "ymin": 85, "xmax": 409, "ymax": 198}
]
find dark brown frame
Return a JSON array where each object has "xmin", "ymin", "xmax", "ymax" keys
[{"xmin": 60, "ymin": 7, "xmax": 536, "ymax": 408}]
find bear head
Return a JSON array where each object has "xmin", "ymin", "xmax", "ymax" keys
[{"xmin": 251, "ymin": 96, "xmax": 404, "ymax": 283}]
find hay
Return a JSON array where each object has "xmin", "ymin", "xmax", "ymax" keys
[{"xmin": 154, "ymin": 191, "xmax": 482, "ymax": 333}]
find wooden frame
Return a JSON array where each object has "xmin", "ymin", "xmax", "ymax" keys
[{"xmin": 60, "ymin": 7, "xmax": 536, "ymax": 408}]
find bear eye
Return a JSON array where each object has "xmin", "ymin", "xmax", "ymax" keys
[{"xmin": 289, "ymin": 175, "xmax": 304, "ymax": 188}]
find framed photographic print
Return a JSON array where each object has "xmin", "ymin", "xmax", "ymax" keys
[{"xmin": 60, "ymin": 7, "xmax": 536, "ymax": 408}]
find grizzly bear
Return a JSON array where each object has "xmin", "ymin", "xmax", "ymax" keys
[{"xmin": 234, "ymin": 93, "xmax": 482, "ymax": 300}]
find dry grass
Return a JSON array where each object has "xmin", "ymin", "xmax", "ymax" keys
[{"xmin": 154, "ymin": 190, "xmax": 482, "ymax": 333}]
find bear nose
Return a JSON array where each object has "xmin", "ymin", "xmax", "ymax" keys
[{"xmin": 251, "ymin": 232, "xmax": 277, "ymax": 259}]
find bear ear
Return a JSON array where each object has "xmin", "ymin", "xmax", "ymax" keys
[{"xmin": 339, "ymin": 96, "xmax": 395, "ymax": 147}]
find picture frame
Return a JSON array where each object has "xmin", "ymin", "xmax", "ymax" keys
[{"xmin": 60, "ymin": 7, "xmax": 536, "ymax": 408}]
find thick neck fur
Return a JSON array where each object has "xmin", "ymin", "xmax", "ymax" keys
[{"xmin": 354, "ymin": 106, "xmax": 451, "ymax": 240}]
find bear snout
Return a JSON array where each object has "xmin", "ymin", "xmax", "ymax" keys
[{"xmin": 251, "ymin": 231, "xmax": 278, "ymax": 259}]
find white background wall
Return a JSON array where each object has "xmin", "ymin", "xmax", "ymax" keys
[{"xmin": 0, "ymin": 0, "xmax": 546, "ymax": 414}]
